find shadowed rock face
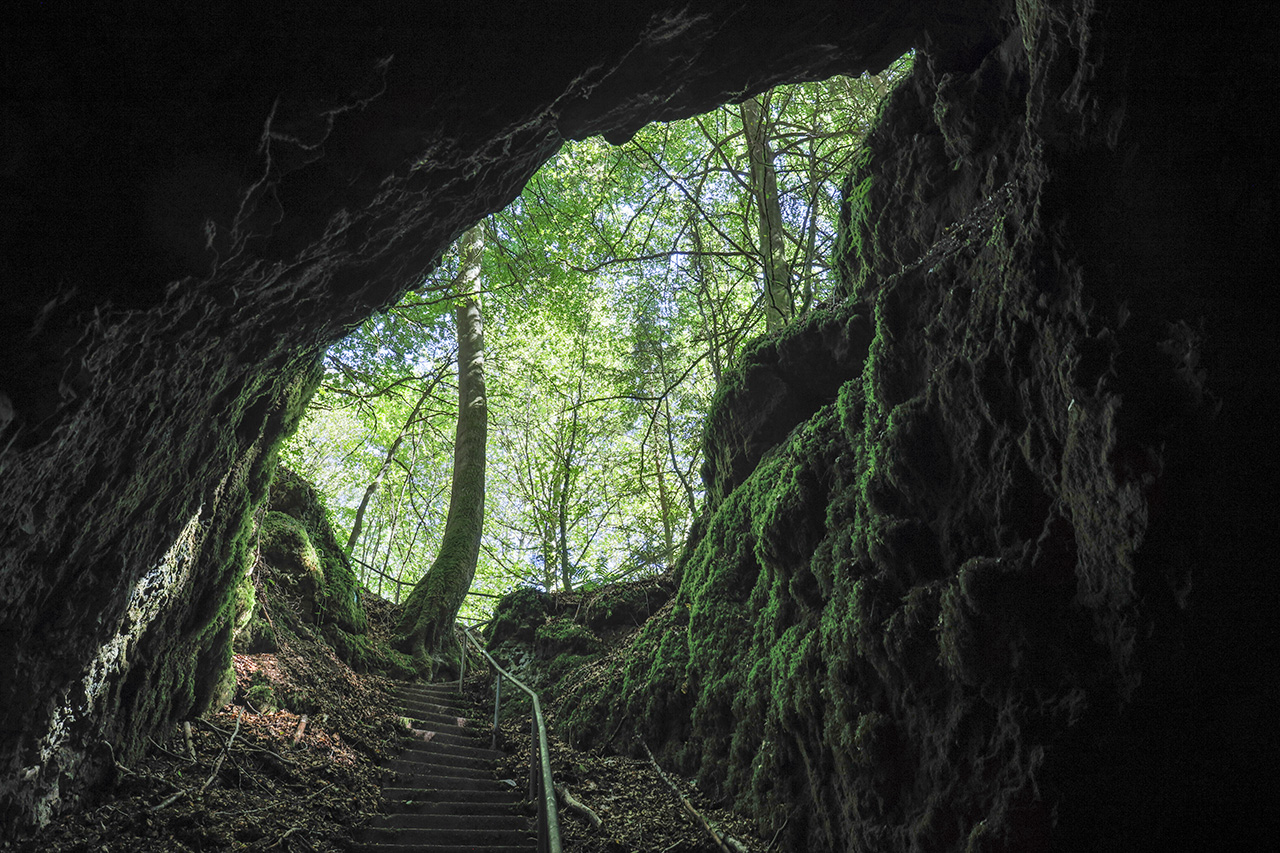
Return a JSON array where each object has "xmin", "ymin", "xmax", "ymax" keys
[{"xmin": 1, "ymin": 0, "xmax": 1276, "ymax": 847}]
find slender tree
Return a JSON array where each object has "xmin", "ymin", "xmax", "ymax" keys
[
  {"xmin": 741, "ymin": 94, "xmax": 794, "ymax": 330},
  {"xmin": 345, "ymin": 368, "xmax": 446, "ymax": 555},
  {"xmin": 394, "ymin": 224, "xmax": 487, "ymax": 672}
]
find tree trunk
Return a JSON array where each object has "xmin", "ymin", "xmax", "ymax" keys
[
  {"xmin": 556, "ymin": 364, "xmax": 585, "ymax": 593},
  {"xmin": 394, "ymin": 225, "xmax": 487, "ymax": 674},
  {"xmin": 345, "ymin": 375, "xmax": 439, "ymax": 554},
  {"xmin": 741, "ymin": 95, "xmax": 793, "ymax": 331},
  {"xmin": 654, "ymin": 444, "xmax": 675, "ymax": 564}
]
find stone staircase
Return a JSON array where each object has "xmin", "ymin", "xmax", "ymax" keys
[{"xmin": 355, "ymin": 681, "xmax": 535, "ymax": 852}]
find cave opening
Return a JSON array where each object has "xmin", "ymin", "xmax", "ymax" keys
[
  {"xmin": 290, "ymin": 55, "xmax": 914, "ymax": 622},
  {"xmin": 3, "ymin": 2, "xmax": 1277, "ymax": 849}
]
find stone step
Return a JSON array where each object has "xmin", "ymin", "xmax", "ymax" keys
[
  {"xmin": 396, "ymin": 679, "xmax": 465, "ymax": 691},
  {"xmin": 400, "ymin": 738, "xmax": 502, "ymax": 764},
  {"xmin": 396, "ymin": 695, "xmax": 468, "ymax": 715},
  {"xmin": 381, "ymin": 787, "xmax": 522, "ymax": 808},
  {"xmin": 396, "ymin": 725, "xmax": 486, "ymax": 750},
  {"xmin": 395, "ymin": 705, "xmax": 477, "ymax": 730},
  {"xmin": 368, "ymin": 812, "xmax": 528, "ymax": 831},
  {"xmin": 385, "ymin": 766, "xmax": 516, "ymax": 793},
  {"xmin": 358, "ymin": 826, "xmax": 534, "ymax": 847},
  {"xmin": 387, "ymin": 756, "xmax": 497, "ymax": 781},
  {"xmin": 364, "ymin": 681, "xmax": 533, "ymax": 852},
  {"xmin": 395, "ymin": 683, "xmax": 469, "ymax": 704},
  {"xmin": 397, "ymin": 745, "xmax": 499, "ymax": 773},
  {"xmin": 350, "ymin": 840, "xmax": 529, "ymax": 845}
]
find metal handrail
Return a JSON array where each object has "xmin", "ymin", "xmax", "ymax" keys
[{"xmin": 457, "ymin": 623, "xmax": 562, "ymax": 853}]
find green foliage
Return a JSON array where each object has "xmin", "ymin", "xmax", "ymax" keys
[
  {"xmin": 282, "ymin": 67, "xmax": 909, "ymax": 614},
  {"xmin": 245, "ymin": 671, "xmax": 279, "ymax": 714}
]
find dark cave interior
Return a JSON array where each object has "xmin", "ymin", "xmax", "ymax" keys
[{"xmin": 2, "ymin": 1, "xmax": 1277, "ymax": 849}]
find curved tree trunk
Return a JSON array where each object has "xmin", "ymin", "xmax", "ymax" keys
[
  {"xmin": 394, "ymin": 225, "xmax": 486, "ymax": 674},
  {"xmin": 345, "ymin": 372, "xmax": 442, "ymax": 555}
]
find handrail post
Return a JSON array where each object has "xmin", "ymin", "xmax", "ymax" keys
[
  {"xmin": 458, "ymin": 623, "xmax": 561, "ymax": 853},
  {"xmin": 459, "ymin": 637, "xmax": 466, "ymax": 695},
  {"xmin": 492, "ymin": 675, "xmax": 501, "ymax": 751},
  {"xmin": 534, "ymin": 712, "xmax": 546, "ymax": 852},
  {"xmin": 529, "ymin": 714, "xmax": 538, "ymax": 804}
]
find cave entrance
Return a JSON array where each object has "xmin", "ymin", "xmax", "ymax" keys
[{"xmin": 283, "ymin": 55, "xmax": 913, "ymax": 617}]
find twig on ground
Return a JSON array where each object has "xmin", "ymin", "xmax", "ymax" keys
[
  {"xmin": 640, "ymin": 736, "xmax": 735, "ymax": 853},
  {"xmin": 183, "ymin": 721, "xmax": 197, "ymax": 761},
  {"xmin": 556, "ymin": 784, "xmax": 603, "ymax": 829},
  {"xmin": 101, "ymin": 740, "xmax": 134, "ymax": 778},
  {"xmin": 149, "ymin": 736, "xmax": 190, "ymax": 763},
  {"xmin": 201, "ymin": 709, "xmax": 242, "ymax": 794},
  {"xmin": 767, "ymin": 806, "xmax": 797, "ymax": 850},
  {"xmin": 292, "ymin": 714, "xmax": 309, "ymax": 746},
  {"xmin": 268, "ymin": 825, "xmax": 312, "ymax": 850},
  {"xmin": 604, "ymin": 712, "xmax": 630, "ymax": 748},
  {"xmin": 196, "ymin": 718, "xmax": 296, "ymax": 765},
  {"xmin": 152, "ymin": 788, "xmax": 188, "ymax": 811},
  {"xmin": 306, "ymin": 782, "xmax": 336, "ymax": 801}
]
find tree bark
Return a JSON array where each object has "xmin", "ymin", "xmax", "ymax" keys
[
  {"xmin": 394, "ymin": 225, "xmax": 487, "ymax": 673},
  {"xmin": 741, "ymin": 95, "xmax": 793, "ymax": 331},
  {"xmin": 345, "ymin": 374, "xmax": 440, "ymax": 555}
]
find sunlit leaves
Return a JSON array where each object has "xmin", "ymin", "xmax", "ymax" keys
[{"xmin": 284, "ymin": 62, "xmax": 912, "ymax": 616}]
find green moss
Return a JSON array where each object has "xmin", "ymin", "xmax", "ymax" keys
[
  {"xmin": 269, "ymin": 466, "xmax": 368, "ymax": 636},
  {"xmin": 261, "ymin": 511, "xmax": 322, "ymax": 575},
  {"xmin": 563, "ymin": 357, "xmax": 882, "ymax": 834},
  {"xmin": 245, "ymin": 671, "xmax": 278, "ymax": 713},
  {"xmin": 117, "ymin": 358, "xmax": 328, "ymax": 746},
  {"xmin": 235, "ymin": 608, "xmax": 277, "ymax": 654},
  {"xmin": 488, "ymin": 586, "xmax": 553, "ymax": 647},
  {"xmin": 231, "ymin": 568, "xmax": 257, "ymax": 639},
  {"xmin": 582, "ymin": 581, "xmax": 671, "ymax": 630},
  {"xmin": 836, "ymin": 148, "xmax": 877, "ymax": 299},
  {"xmin": 382, "ymin": 647, "xmax": 421, "ymax": 680},
  {"xmin": 534, "ymin": 618, "xmax": 602, "ymax": 658}
]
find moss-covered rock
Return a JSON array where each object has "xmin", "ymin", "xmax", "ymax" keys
[
  {"xmin": 534, "ymin": 618, "xmax": 602, "ymax": 659},
  {"xmin": 236, "ymin": 609, "xmax": 278, "ymax": 655},
  {"xmin": 488, "ymin": 586, "xmax": 553, "ymax": 647},
  {"xmin": 259, "ymin": 511, "xmax": 324, "ymax": 621},
  {"xmin": 268, "ymin": 467, "xmax": 367, "ymax": 636},
  {"xmin": 561, "ymin": 8, "xmax": 1240, "ymax": 847},
  {"xmin": 483, "ymin": 577, "xmax": 676, "ymax": 729},
  {"xmin": 244, "ymin": 671, "xmax": 278, "ymax": 714}
]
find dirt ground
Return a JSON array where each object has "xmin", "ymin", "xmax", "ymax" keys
[
  {"xmin": 10, "ymin": 589, "xmax": 767, "ymax": 853},
  {"xmin": 490, "ymin": 699, "xmax": 770, "ymax": 853},
  {"xmin": 8, "ymin": 605, "xmax": 403, "ymax": 853}
]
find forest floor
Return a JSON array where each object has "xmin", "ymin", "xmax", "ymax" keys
[
  {"xmin": 10, "ymin": 591, "xmax": 765, "ymax": 853},
  {"xmin": 9, "ymin": 597, "xmax": 405, "ymax": 853},
  {"xmin": 490, "ymin": 693, "xmax": 768, "ymax": 853}
]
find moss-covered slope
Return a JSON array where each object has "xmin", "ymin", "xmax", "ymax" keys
[{"xmin": 237, "ymin": 466, "xmax": 418, "ymax": 681}]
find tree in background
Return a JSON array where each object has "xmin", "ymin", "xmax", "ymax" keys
[
  {"xmin": 283, "ymin": 61, "xmax": 912, "ymax": 622},
  {"xmin": 741, "ymin": 94, "xmax": 794, "ymax": 329},
  {"xmin": 392, "ymin": 224, "xmax": 487, "ymax": 671}
]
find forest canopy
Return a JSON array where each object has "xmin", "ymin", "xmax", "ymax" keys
[{"xmin": 282, "ymin": 56, "xmax": 913, "ymax": 622}]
